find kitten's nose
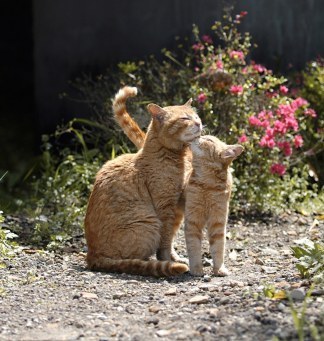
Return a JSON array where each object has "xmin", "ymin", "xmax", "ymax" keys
[{"xmin": 195, "ymin": 121, "xmax": 202, "ymax": 130}]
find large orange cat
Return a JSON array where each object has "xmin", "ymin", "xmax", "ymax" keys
[
  {"xmin": 184, "ymin": 135, "xmax": 244, "ymax": 276},
  {"xmin": 84, "ymin": 86, "xmax": 202, "ymax": 276}
]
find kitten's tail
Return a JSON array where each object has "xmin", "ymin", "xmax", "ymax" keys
[
  {"xmin": 112, "ymin": 86, "xmax": 146, "ymax": 149},
  {"xmin": 87, "ymin": 256, "xmax": 188, "ymax": 277}
]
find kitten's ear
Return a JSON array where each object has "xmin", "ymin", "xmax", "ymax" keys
[
  {"xmin": 147, "ymin": 103, "xmax": 166, "ymax": 123},
  {"xmin": 184, "ymin": 98, "xmax": 193, "ymax": 107},
  {"xmin": 221, "ymin": 145, "xmax": 244, "ymax": 159}
]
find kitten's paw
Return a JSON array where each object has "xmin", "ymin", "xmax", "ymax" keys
[
  {"xmin": 214, "ymin": 266, "xmax": 230, "ymax": 277},
  {"xmin": 189, "ymin": 266, "xmax": 204, "ymax": 276},
  {"xmin": 171, "ymin": 250, "xmax": 189, "ymax": 265}
]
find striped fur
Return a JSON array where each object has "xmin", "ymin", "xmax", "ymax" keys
[
  {"xmin": 185, "ymin": 136, "xmax": 243, "ymax": 277},
  {"xmin": 87, "ymin": 256, "xmax": 188, "ymax": 277},
  {"xmin": 112, "ymin": 86, "xmax": 146, "ymax": 149}
]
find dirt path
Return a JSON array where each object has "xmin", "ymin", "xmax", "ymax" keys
[{"xmin": 0, "ymin": 214, "xmax": 323, "ymax": 340}]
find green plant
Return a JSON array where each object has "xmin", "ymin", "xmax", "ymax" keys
[
  {"xmin": 0, "ymin": 210, "xmax": 18, "ymax": 260},
  {"xmin": 288, "ymin": 286, "xmax": 321, "ymax": 341},
  {"xmin": 299, "ymin": 59, "xmax": 324, "ymax": 187},
  {"xmin": 291, "ymin": 239, "xmax": 324, "ymax": 285},
  {"xmin": 26, "ymin": 119, "xmax": 118, "ymax": 247}
]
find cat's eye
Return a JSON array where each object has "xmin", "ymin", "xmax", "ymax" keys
[{"xmin": 180, "ymin": 117, "xmax": 191, "ymax": 120}]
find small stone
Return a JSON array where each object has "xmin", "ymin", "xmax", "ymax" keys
[
  {"xmin": 145, "ymin": 317, "xmax": 159, "ymax": 325},
  {"xmin": 290, "ymin": 288, "xmax": 306, "ymax": 301},
  {"xmin": 277, "ymin": 303, "xmax": 286, "ymax": 311},
  {"xmin": 203, "ymin": 275, "xmax": 211, "ymax": 282},
  {"xmin": 80, "ymin": 292, "xmax": 98, "ymax": 300},
  {"xmin": 223, "ymin": 291, "xmax": 232, "ymax": 296},
  {"xmin": 165, "ymin": 287, "xmax": 177, "ymax": 296},
  {"xmin": 262, "ymin": 248, "xmax": 280, "ymax": 256},
  {"xmin": 261, "ymin": 266, "xmax": 277, "ymax": 274},
  {"xmin": 149, "ymin": 305, "xmax": 161, "ymax": 313},
  {"xmin": 207, "ymin": 308, "xmax": 219, "ymax": 317},
  {"xmin": 255, "ymin": 258, "xmax": 265, "ymax": 265},
  {"xmin": 112, "ymin": 292, "xmax": 125, "ymax": 299},
  {"xmin": 156, "ymin": 329, "xmax": 175, "ymax": 337},
  {"xmin": 219, "ymin": 297, "xmax": 230, "ymax": 305},
  {"xmin": 199, "ymin": 284, "xmax": 214, "ymax": 291},
  {"xmin": 189, "ymin": 295, "xmax": 210, "ymax": 304}
]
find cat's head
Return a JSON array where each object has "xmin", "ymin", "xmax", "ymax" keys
[
  {"xmin": 191, "ymin": 135, "xmax": 244, "ymax": 167},
  {"xmin": 146, "ymin": 99, "xmax": 202, "ymax": 148}
]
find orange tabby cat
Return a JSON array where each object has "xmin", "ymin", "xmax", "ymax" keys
[
  {"xmin": 184, "ymin": 135, "xmax": 244, "ymax": 276},
  {"xmin": 113, "ymin": 86, "xmax": 193, "ymax": 262},
  {"xmin": 84, "ymin": 86, "xmax": 202, "ymax": 277}
]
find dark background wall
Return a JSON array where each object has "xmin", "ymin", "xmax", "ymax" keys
[
  {"xmin": 0, "ymin": 0, "xmax": 323, "ymax": 177},
  {"xmin": 33, "ymin": 0, "xmax": 324, "ymax": 132}
]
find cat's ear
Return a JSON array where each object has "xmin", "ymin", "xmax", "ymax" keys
[
  {"xmin": 147, "ymin": 103, "xmax": 166, "ymax": 123},
  {"xmin": 221, "ymin": 145, "xmax": 244, "ymax": 160},
  {"xmin": 184, "ymin": 98, "xmax": 193, "ymax": 107}
]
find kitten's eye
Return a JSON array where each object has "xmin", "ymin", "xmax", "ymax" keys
[{"xmin": 180, "ymin": 117, "xmax": 191, "ymax": 120}]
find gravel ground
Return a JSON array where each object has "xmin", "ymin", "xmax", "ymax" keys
[{"xmin": 0, "ymin": 213, "xmax": 323, "ymax": 341}]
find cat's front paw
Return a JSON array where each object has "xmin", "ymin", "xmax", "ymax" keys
[
  {"xmin": 171, "ymin": 249, "xmax": 189, "ymax": 265},
  {"xmin": 214, "ymin": 266, "xmax": 230, "ymax": 277},
  {"xmin": 189, "ymin": 265, "xmax": 204, "ymax": 276}
]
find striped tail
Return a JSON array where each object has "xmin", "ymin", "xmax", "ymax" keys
[
  {"xmin": 87, "ymin": 255, "xmax": 188, "ymax": 277},
  {"xmin": 112, "ymin": 86, "xmax": 146, "ymax": 149}
]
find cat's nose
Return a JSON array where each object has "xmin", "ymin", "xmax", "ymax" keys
[{"xmin": 195, "ymin": 121, "xmax": 202, "ymax": 130}]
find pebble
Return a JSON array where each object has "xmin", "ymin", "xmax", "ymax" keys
[
  {"xmin": 203, "ymin": 275, "xmax": 211, "ymax": 282},
  {"xmin": 189, "ymin": 295, "xmax": 210, "ymax": 304},
  {"xmin": 290, "ymin": 288, "xmax": 306, "ymax": 301},
  {"xmin": 80, "ymin": 292, "xmax": 98, "ymax": 300},
  {"xmin": 164, "ymin": 287, "xmax": 177, "ymax": 296},
  {"xmin": 148, "ymin": 305, "xmax": 161, "ymax": 314},
  {"xmin": 145, "ymin": 317, "xmax": 159, "ymax": 325}
]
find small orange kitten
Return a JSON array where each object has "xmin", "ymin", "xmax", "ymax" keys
[{"xmin": 184, "ymin": 135, "xmax": 244, "ymax": 276}]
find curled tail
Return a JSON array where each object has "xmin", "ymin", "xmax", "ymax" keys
[
  {"xmin": 87, "ymin": 255, "xmax": 188, "ymax": 277},
  {"xmin": 112, "ymin": 86, "xmax": 146, "ymax": 149}
]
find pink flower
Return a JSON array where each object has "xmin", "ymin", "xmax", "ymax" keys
[
  {"xmin": 241, "ymin": 67, "xmax": 248, "ymax": 74},
  {"xmin": 280, "ymin": 86, "xmax": 289, "ymax": 94},
  {"xmin": 192, "ymin": 43, "xmax": 204, "ymax": 52},
  {"xmin": 202, "ymin": 35, "xmax": 213, "ymax": 44},
  {"xmin": 259, "ymin": 127, "xmax": 276, "ymax": 148},
  {"xmin": 240, "ymin": 11, "xmax": 248, "ymax": 17},
  {"xmin": 304, "ymin": 108, "xmax": 317, "ymax": 117},
  {"xmin": 278, "ymin": 141, "xmax": 292, "ymax": 156},
  {"xmin": 291, "ymin": 97, "xmax": 309, "ymax": 110},
  {"xmin": 273, "ymin": 120, "xmax": 287, "ymax": 135},
  {"xmin": 270, "ymin": 163, "xmax": 286, "ymax": 176},
  {"xmin": 197, "ymin": 93, "xmax": 207, "ymax": 103},
  {"xmin": 294, "ymin": 135, "xmax": 303, "ymax": 148},
  {"xmin": 215, "ymin": 60, "xmax": 223, "ymax": 69},
  {"xmin": 230, "ymin": 85, "xmax": 243, "ymax": 95},
  {"xmin": 252, "ymin": 64, "xmax": 267, "ymax": 73},
  {"xmin": 238, "ymin": 134, "xmax": 248, "ymax": 143},
  {"xmin": 284, "ymin": 116, "xmax": 299, "ymax": 131},
  {"xmin": 249, "ymin": 115, "xmax": 262, "ymax": 126},
  {"xmin": 229, "ymin": 50, "xmax": 245, "ymax": 61}
]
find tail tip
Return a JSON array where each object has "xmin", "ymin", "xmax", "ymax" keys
[
  {"xmin": 123, "ymin": 86, "xmax": 138, "ymax": 97},
  {"xmin": 171, "ymin": 263, "xmax": 189, "ymax": 275}
]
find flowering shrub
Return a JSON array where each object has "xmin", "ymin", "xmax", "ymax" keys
[{"xmin": 65, "ymin": 8, "xmax": 321, "ymax": 213}]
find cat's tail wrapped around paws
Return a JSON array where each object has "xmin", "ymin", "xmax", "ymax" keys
[
  {"xmin": 112, "ymin": 86, "xmax": 145, "ymax": 149},
  {"xmin": 87, "ymin": 256, "xmax": 188, "ymax": 277}
]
